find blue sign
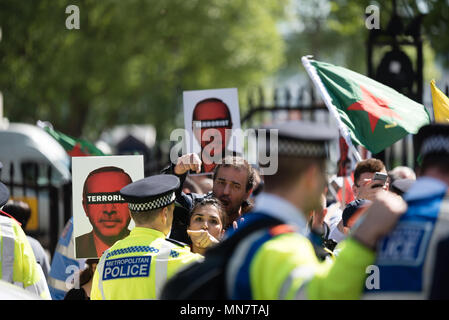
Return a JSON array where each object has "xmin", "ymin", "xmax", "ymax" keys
[
  {"xmin": 377, "ymin": 221, "xmax": 432, "ymax": 266},
  {"xmin": 103, "ymin": 256, "xmax": 151, "ymax": 281}
]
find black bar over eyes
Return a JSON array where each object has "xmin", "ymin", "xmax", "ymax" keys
[
  {"xmin": 85, "ymin": 192, "xmax": 127, "ymax": 205},
  {"xmin": 193, "ymin": 119, "xmax": 232, "ymax": 129}
]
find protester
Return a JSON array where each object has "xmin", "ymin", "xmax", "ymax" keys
[
  {"xmin": 90, "ymin": 174, "xmax": 203, "ymax": 300},
  {"xmin": 187, "ymin": 198, "xmax": 227, "ymax": 255},
  {"xmin": 64, "ymin": 259, "xmax": 98, "ymax": 300},
  {"xmin": 188, "ymin": 175, "xmax": 213, "ymax": 194},
  {"xmin": 163, "ymin": 153, "xmax": 255, "ymax": 242},
  {"xmin": 388, "ymin": 166, "xmax": 416, "ymax": 197},
  {"xmin": 250, "ymin": 166, "xmax": 264, "ymax": 198},
  {"xmin": 2, "ymin": 199, "xmax": 51, "ymax": 281},
  {"xmin": 390, "ymin": 178, "xmax": 415, "ymax": 197},
  {"xmin": 329, "ymin": 158, "xmax": 388, "ymax": 243},
  {"xmin": 341, "ymin": 199, "xmax": 372, "ymax": 233},
  {"xmin": 388, "ymin": 165, "xmax": 417, "ymax": 182},
  {"xmin": 181, "ymin": 176, "xmax": 203, "ymax": 194},
  {"xmin": 0, "ymin": 182, "xmax": 51, "ymax": 299},
  {"xmin": 351, "ymin": 158, "xmax": 389, "ymax": 200}
]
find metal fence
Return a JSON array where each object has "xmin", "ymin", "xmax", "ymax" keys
[
  {"xmin": 241, "ymin": 85, "xmax": 330, "ymax": 128},
  {"xmin": 1, "ymin": 161, "xmax": 72, "ymax": 257}
]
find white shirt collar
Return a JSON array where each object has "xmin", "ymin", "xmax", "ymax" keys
[{"xmin": 253, "ymin": 192, "xmax": 308, "ymax": 236}]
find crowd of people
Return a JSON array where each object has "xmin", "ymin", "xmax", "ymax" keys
[{"xmin": 0, "ymin": 120, "xmax": 448, "ymax": 300}]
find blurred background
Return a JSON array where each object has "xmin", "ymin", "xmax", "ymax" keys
[{"xmin": 0, "ymin": 0, "xmax": 448, "ymax": 254}]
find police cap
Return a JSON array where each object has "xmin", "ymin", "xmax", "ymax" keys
[
  {"xmin": 416, "ymin": 123, "xmax": 449, "ymax": 160},
  {"xmin": 259, "ymin": 120, "xmax": 338, "ymax": 158},
  {"xmin": 120, "ymin": 174, "xmax": 180, "ymax": 212}
]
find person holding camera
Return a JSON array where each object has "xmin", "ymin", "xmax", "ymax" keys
[{"xmin": 329, "ymin": 158, "xmax": 389, "ymax": 242}]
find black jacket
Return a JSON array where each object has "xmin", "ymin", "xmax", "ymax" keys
[{"xmin": 161, "ymin": 163, "xmax": 212, "ymax": 244}]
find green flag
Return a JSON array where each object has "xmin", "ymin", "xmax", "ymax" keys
[
  {"xmin": 43, "ymin": 126, "xmax": 106, "ymax": 157},
  {"xmin": 303, "ymin": 58, "xmax": 430, "ymax": 154}
]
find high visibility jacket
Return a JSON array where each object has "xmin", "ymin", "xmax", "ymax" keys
[
  {"xmin": 91, "ymin": 227, "xmax": 203, "ymax": 300},
  {"xmin": 226, "ymin": 193, "xmax": 375, "ymax": 300},
  {"xmin": 0, "ymin": 215, "xmax": 51, "ymax": 299},
  {"xmin": 363, "ymin": 177, "xmax": 449, "ymax": 299}
]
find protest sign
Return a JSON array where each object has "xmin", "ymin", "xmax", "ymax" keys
[
  {"xmin": 72, "ymin": 155, "xmax": 144, "ymax": 259},
  {"xmin": 183, "ymin": 88, "xmax": 242, "ymax": 173}
]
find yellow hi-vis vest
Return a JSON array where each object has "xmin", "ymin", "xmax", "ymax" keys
[
  {"xmin": 91, "ymin": 227, "xmax": 203, "ymax": 300},
  {"xmin": 249, "ymin": 234, "xmax": 374, "ymax": 299},
  {"xmin": 226, "ymin": 226, "xmax": 375, "ymax": 300},
  {"xmin": 0, "ymin": 215, "xmax": 51, "ymax": 299}
]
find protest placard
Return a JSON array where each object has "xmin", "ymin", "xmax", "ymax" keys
[
  {"xmin": 183, "ymin": 88, "xmax": 242, "ymax": 173},
  {"xmin": 72, "ymin": 155, "xmax": 144, "ymax": 259}
]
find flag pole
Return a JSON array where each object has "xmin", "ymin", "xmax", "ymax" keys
[
  {"xmin": 301, "ymin": 55, "xmax": 362, "ymax": 162},
  {"xmin": 430, "ymin": 80, "xmax": 436, "ymax": 124}
]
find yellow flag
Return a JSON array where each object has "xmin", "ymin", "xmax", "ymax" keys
[{"xmin": 430, "ymin": 80, "xmax": 449, "ymax": 123}]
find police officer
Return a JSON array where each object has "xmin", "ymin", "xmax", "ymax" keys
[
  {"xmin": 0, "ymin": 181, "xmax": 50, "ymax": 299},
  {"xmin": 90, "ymin": 174, "xmax": 203, "ymax": 300},
  {"xmin": 363, "ymin": 123, "xmax": 449, "ymax": 299},
  {"xmin": 224, "ymin": 121, "xmax": 407, "ymax": 299}
]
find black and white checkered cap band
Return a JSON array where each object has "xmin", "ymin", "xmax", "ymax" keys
[
  {"xmin": 420, "ymin": 135, "xmax": 449, "ymax": 157},
  {"xmin": 261, "ymin": 139, "xmax": 327, "ymax": 158},
  {"xmin": 127, "ymin": 192, "xmax": 176, "ymax": 212},
  {"xmin": 278, "ymin": 139, "xmax": 327, "ymax": 157}
]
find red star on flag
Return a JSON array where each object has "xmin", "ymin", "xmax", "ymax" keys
[
  {"xmin": 347, "ymin": 85, "xmax": 402, "ymax": 133},
  {"xmin": 68, "ymin": 143, "xmax": 89, "ymax": 157}
]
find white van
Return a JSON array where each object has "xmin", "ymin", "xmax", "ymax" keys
[
  {"xmin": 0, "ymin": 122, "xmax": 71, "ymax": 185},
  {"xmin": 0, "ymin": 122, "xmax": 72, "ymax": 250}
]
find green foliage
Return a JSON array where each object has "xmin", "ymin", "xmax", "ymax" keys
[
  {"xmin": 0, "ymin": 0, "xmax": 286, "ymax": 139},
  {"xmin": 281, "ymin": 0, "xmax": 445, "ymax": 78}
]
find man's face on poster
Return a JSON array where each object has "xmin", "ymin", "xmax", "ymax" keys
[
  {"xmin": 83, "ymin": 170, "xmax": 132, "ymax": 239},
  {"xmin": 192, "ymin": 99, "xmax": 233, "ymax": 160}
]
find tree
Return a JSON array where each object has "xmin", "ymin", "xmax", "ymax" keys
[
  {"xmin": 278, "ymin": 0, "xmax": 443, "ymax": 78},
  {"xmin": 0, "ymin": 0, "xmax": 287, "ymax": 139}
]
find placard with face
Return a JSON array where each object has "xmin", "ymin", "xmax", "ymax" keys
[
  {"xmin": 72, "ymin": 155, "xmax": 144, "ymax": 259},
  {"xmin": 183, "ymin": 88, "xmax": 242, "ymax": 173}
]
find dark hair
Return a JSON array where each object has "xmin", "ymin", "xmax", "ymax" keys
[
  {"xmin": 420, "ymin": 155, "xmax": 449, "ymax": 176},
  {"xmin": 191, "ymin": 197, "xmax": 228, "ymax": 229},
  {"xmin": 3, "ymin": 200, "xmax": 31, "ymax": 229},
  {"xmin": 263, "ymin": 156, "xmax": 324, "ymax": 192},
  {"xmin": 353, "ymin": 158, "xmax": 386, "ymax": 186},
  {"xmin": 213, "ymin": 156, "xmax": 255, "ymax": 192},
  {"xmin": 82, "ymin": 166, "xmax": 132, "ymax": 199},
  {"xmin": 130, "ymin": 202, "xmax": 174, "ymax": 226},
  {"xmin": 251, "ymin": 166, "xmax": 263, "ymax": 197},
  {"xmin": 183, "ymin": 176, "xmax": 203, "ymax": 194},
  {"xmin": 79, "ymin": 259, "xmax": 99, "ymax": 287}
]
